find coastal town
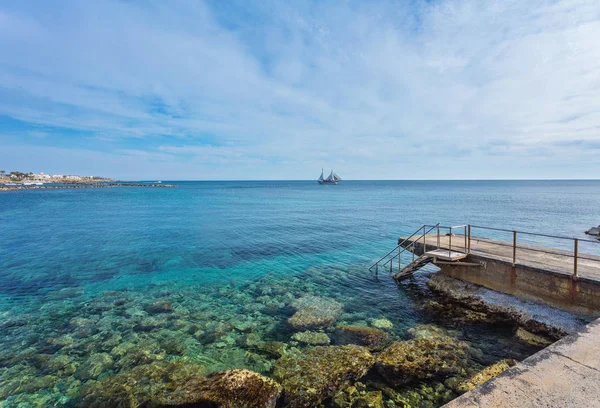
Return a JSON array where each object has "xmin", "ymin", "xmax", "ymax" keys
[
  {"xmin": 0, "ymin": 170, "xmax": 172, "ymax": 191},
  {"xmin": 0, "ymin": 170, "xmax": 113, "ymax": 185}
]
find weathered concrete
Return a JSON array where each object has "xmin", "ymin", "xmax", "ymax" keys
[
  {"xmin": 443, "ymin": 317, "xmax": 600, "ymax": 408},
  {"xmin": 402, "ymin": 234, "xmax": 600, "ymax": 315}
]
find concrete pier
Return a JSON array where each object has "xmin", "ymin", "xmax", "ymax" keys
[
  {"xmin": 401, "ymin": 234, "xmax": 600, "ymax": 315},
  {"xmin": 443, "ymin": 317, "xmax": 600, "ymax": 408}
]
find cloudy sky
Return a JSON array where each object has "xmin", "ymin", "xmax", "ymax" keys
[{"xmin": 0, "ymin": 0, "xmax": 599, "ymax": 180}]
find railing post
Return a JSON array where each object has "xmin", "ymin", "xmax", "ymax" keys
[
  {"xmin": 398, "ymin": 247, "xmax": 401, "ymax": 273},
  {"xmin": 467, "ymin": 225, "xmax": 471, "ymax": 254},
  {"xmin": 512, "ymin": 231, "xmax": 517, "ymax": 266},
  {"xmin": 574, "ymin": 239, "xmax": 579, "ymax": 279},
  {"xmin": 449, "ymin": 227, "xmax": 452, "ymax": 257},
  {"xmin": 464, "ymin": 226, "xmax": 467, "ymax": 253},
  {"xmin": 423, "ymin": 225, "xmax": 426, "ymax": 252},
  {"xmin": 437, "ymin": 226, "xmax": 440, "ymax": 249}
]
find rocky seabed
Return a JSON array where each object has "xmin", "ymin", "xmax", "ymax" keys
[{"xmin": 0, "ymin": 268, "xmax": 577, "ymax": 408}]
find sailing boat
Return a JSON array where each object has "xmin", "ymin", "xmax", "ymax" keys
[{"xmin": 317, "ymin": 168, "xmax": 342, "ymax": 185}]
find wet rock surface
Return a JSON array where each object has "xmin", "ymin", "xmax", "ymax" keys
[
  {"xmin": 333, "ymin": 325, "xmax": 389, "ymax": 350},
  {"xmin": 291, "ymin": 330, "xmax": 331, "ymax": 345},
  {"xmin": 449, "ymin": 359, "xmax": 517, "ymax": 394},
  {"xmin": 273, "ymin": 345, "xmax": 375, "ymax": 408},
  {"xmin": 288, "ymin": 295, "xmax": 343, "ymax": 330},
  {"xmin": 376, "ymin": 336, "xmax": 470, "ymax": 386},
  {"xmin": 426, "ymin": 273, "xmax": 582, "ymax": 339},
  {"xmin": 156, "ymin": 369, "xmax": 282, "ymax": 408}
]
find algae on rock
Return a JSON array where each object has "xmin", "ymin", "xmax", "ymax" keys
[
  {"xmin": 376, "ymin": 336, "xmax": 470, "ymax": 386},
  {"xmin": 273, "ymin": 345, "xmax": 375, "ymax": 408},
  {"xmin": 157, "ymin": 369, "xmax": 282, "ymax": 408},
  {"xmin": 451, "ymin": 359, "xmax": 517, "ymax": 394},
  {"xmin": 333, "ymin": 325, "xmax": 389, "ymax": 350},
  {"xmin": 287, "ymin": 295, "xmax": 343, "ymax": 330}
]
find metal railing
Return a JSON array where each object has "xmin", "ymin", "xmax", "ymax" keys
[
  {"xmin": 468, "ymin": 224, "xmax": 600, "ymax": 279},
  {"xmin": 369, "ymin": 223, "xmax": 440, "ymax": 276},
  {"xmin": 370, "ymin": 222, "xmax": 600, "ymax": 280}
]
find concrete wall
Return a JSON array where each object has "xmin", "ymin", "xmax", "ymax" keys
[{"xmin": 407, "ymin": 241, "xmax": 600, "ymax": 315}]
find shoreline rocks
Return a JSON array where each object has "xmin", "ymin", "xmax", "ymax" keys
[{"xmin": 426, "ymin": 273, "xmax": 571, "ymax": 339}]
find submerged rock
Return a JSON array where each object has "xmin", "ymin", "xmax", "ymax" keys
[
  {"xmin": 376, "ymin": 336, "xmax": 470, "ymax": 386},
  {"xmin": 145, "ymin": 300, "xmax": 174, "ymax": 314},
  {"xmin": 291, "ymin": 330, "xmax": 331, "ymax": 345},
  {"xmin": 333, "ymin": 325, "xmax": 389, "ymax": 350},
  {"xmin": 515, "ymin": 327, "xmax": 554, "ymax": 347},
  {"xmin": 75, "ymin": 361, "xmax": 208, "ymax": 407},
  {"xmin": 451, "ymin": 359, "xmax": 517, "ymax": 394},
  {"xmin": 273, "ymin": 345, "xmax": 374, "ymax": 408},
  {"xmin": 331, "ymin": 383, "xmax": 384, "ymax": 408},
  {"xmin": 288, "ymin": 295, "xmax": 343, "ymax": 330},
  {"xmin": 370, "ymin": 318, "xmax": 393, "ymax": 330},
  {"xmin": 257, "ymin": 341, "xmax": 288, "ymax": 358},
  {"xmin": 74, "ymin": 352, "xmax": 114, "ymax": 380},
  {"xmin": 157, "ymin": 369, "xmax": 282, "ymax": 408},
  {"xmin": 408, "ymin": 324, "xmax": 456, "ymax": 340}
]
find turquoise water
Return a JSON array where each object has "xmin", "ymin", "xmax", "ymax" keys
[{"xmin": 1, "ymin": 180, "xmax": 599, "ymax": 406}]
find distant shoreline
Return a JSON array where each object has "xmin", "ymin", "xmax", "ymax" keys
[{"xmin": 0, "ymin": 183, "xmax": 175, "ymax": 192}]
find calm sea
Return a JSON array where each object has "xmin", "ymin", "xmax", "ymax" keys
[
  {"xmin": 1, "ymin": 180, "xmax": 598, "ymax": 302},
  {"xmin": 0, "ymin": 180, "xmax": 598, "ymax": 406}
]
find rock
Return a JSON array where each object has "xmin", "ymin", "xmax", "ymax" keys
[
  {"xmin": 376, "ymin": 336, "xmax": 470, "ymax": 386},
  {"xmin": 333, "ymin": 325, "xmax": 389, "ymax": 350},
  {"xmin": 426, "ymin": 274, "xmax": 568, "ymax": 340},
  {"xmin": 452, "ymin": 359, "xmax": 517, "ymax": 394},
  {"xmin": 273, "ymin": 345, "xmax": 374, "ymax": 408},
  {"xmin": 370, "ymin": 318, "xmax": 393, "ymax": 330},
  {"xmin": 145, "ymin": 300, "xmax": 173, "ymax": 314},
  {"xmin": 332, "ymin": 384, "xmax": 384, "ymax": 408},
  {"xmin": 408, "ymin": 324, "xmax": 453, "ymax": 340},
  {"xmin": 585, "ymin": 226, "xmax": 600, "ymax": 236},
  {"xmin": 257, "ymin": 341, "xmax": 288, "ymax": 358},
  {"xmin": 74, "ymin": 352, "xmax": 114, "ymax": 380},
  {"xmin": 75, "ymin": 361, "xmax": 208, "ymax": 408},
  {"xmin": 291, "ymin": 331, "xmax": 331, "ymax": 345},
  {"xmin": 515, "ymin": 327, "xmax": 554, "ymax": 347},
  {"xmin": 158, "ymin": 369, "xmax": 282, "ymax": 408},
  {"xmin": 288, "ymin": 295, "xmax": 343, "ymax": 330}
]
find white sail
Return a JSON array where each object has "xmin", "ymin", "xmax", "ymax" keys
[
  {"xmin": 332, "ymin": 172, "xmax": 341, "ymax": 182},
  {"xmin": 318, "ymin": 168, "xmax": 324, "ymax": 181}
]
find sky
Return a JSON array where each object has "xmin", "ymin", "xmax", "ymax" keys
[{"xmin": 0, "ymin": 0, "xmax": 599, "ymax": 180}]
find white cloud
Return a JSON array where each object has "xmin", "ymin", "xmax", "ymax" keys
[{"xmin": 0, "ymin": 0, "xmax": 599, "ymax": 179}]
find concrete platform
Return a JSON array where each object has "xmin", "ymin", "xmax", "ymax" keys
[
  {"xmin": 425, "ymin": 249, "xmax": 468, "ymax": 261},
  {"xmin": 418, "ymin": 234, "xmax": 600, "ymax": 282},
  {"xmin": 401, "ymin": 233, "xmax": 600, "ymax": 314},
  {"xmin": 444, "ymin": 317, "xmax": 600, "ymax": 408}
]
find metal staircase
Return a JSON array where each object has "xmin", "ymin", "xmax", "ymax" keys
[
  {"xmin": 394, "ymin": 254, "xmax": 433, "ymax": 279},
  {"xmin": 369, "ymin": 223, "xmax": 469, "ymax": 280},
  {"xmin": 369, "ymin": 224, "xmax": 440, "ymax": 279}
]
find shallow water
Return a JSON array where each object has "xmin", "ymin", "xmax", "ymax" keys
[{"xmin": 1, "ymin": 180, "xmax": 598, "ymax": 406}]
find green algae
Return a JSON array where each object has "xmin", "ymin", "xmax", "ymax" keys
[{"xmin": 273, "ymin": 345, "xmax": 375, "ymax": 408}]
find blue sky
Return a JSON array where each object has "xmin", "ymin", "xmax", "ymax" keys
[{"xmin": 0, "ymin": 0, "xmax": 599, "ymax": 180}]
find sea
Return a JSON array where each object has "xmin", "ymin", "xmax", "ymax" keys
[{"xmin": 1, "ymin": 180, "xmax": 599, "ymax": 406}]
